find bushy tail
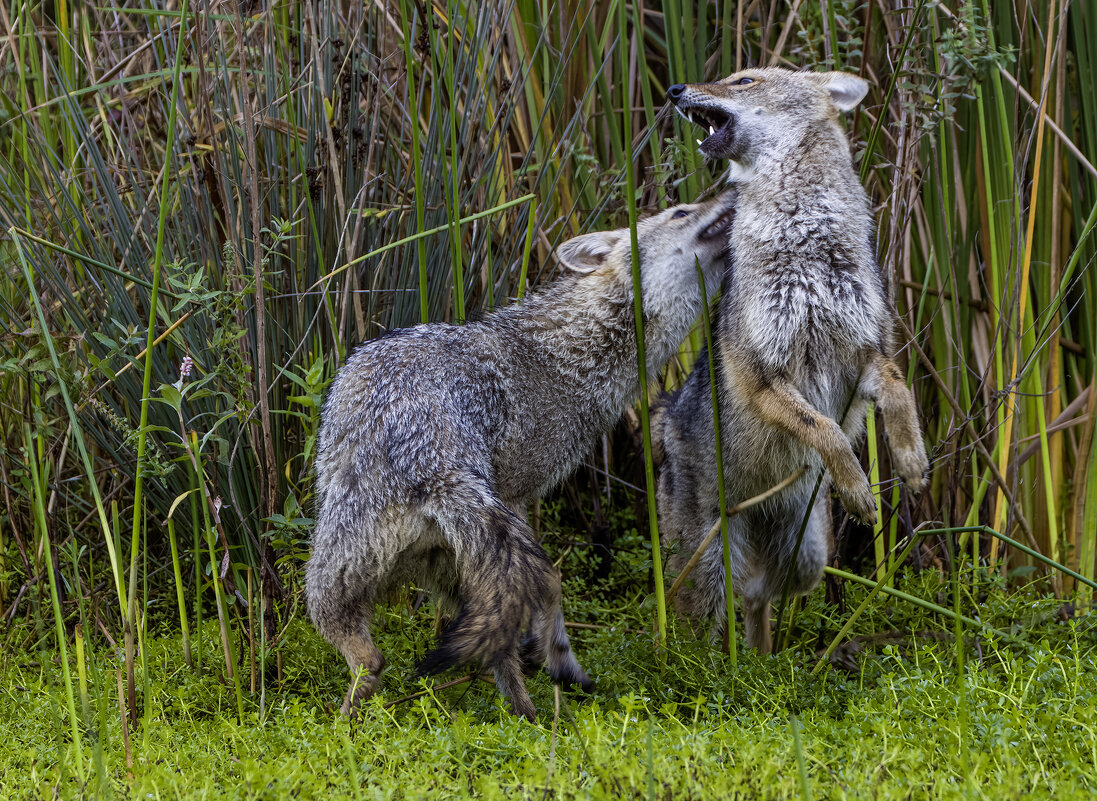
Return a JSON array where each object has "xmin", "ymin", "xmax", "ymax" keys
[{"xmin": 416, "ymin": 503, "xmax": 558, "ymax": 677}]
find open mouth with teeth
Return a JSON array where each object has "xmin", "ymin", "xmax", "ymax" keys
[
  {"xmin": 673, "ymin": 102, "xmax": 736, "ymax": 158},
  {"xmin": 698, "ymin": 206, "xmax": 735, "ymax": 241}
]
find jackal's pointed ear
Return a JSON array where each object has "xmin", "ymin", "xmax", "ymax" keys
[
  {"xmin": 812, "ymin": 72, "xmax": 869, "ymax": 112},
  {"xmin": 554, "ymin": 231, "xmax": 623, "ymax": 274}
]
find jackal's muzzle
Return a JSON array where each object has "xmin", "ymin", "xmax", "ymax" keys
[
  {"xmin": 699, "ymin": 204, "xmax": 735, "ymax": 242},
  {"xmin": 667, "ymin": 84, "xmax": 738, "ymax": 159}
]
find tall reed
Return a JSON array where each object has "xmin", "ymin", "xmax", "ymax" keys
[{"xmin": 1, "ymin": 1, "xmax": 1095, "ymax": 721}]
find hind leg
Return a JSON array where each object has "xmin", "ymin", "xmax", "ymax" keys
[
  {"xmin": 743, "ymin": 597, "xmax": 772, "ymax": 654},
  {"xmin": 741, "ymin": 524, "xmax": 778, "ymax": 654},
  {"xmin": 306, "ymin": 502, "xmax": 419, "ymax": 718},
  {"xmin": 748, "ymin": 494, "xmax": 831, "ymax": 654},
  {"xmin": 336, "ymin": 616, "xmax": 386, "ymax": 717},
  {"xmin": 491, "ymin": 648, "xmax": 537, "ymax": 721},
  {"xmin": 523, "ymin": 604, "xmax": 593, "ymax": 691},
  {"xmin": 305, "ymin": 565, "xmax": 387, "ymax": 717}
]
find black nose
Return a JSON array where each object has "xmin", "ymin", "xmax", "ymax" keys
[{"xmin": 666, "ymin": 84, "xmax": 686, "ymax": 103}]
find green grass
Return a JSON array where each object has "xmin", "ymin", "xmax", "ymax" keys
[
  {"xmin": 3, "ymin": 0, "xmax": 1097, "ymax": 797},
  {"xmin": 3, "ymin": 568, "xmax": 1095, "ymax": 799}
]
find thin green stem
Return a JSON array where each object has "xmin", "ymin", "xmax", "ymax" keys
[
  {"xmin": 620, "ymin": 0, "xmax": 666, "ymax": 645},
  {"xmin": 695, "ymin": 263, "xmax": 736, "ymax": 667}
]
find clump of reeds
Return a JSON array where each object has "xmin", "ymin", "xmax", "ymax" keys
[{"xmin": 0, "ymin": 0, "xmax": 1095, "ymax": 789}]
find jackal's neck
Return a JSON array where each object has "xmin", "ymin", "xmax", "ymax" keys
[
  {"xmin": 496, "ymin": 277, "xmax": 635, "ymax": 372},
  {"xmin": 742, "ymin": 119, "xmax": 860, "ymax": 199},
  {"xmin": 491, "ymin": 274, "xmax": 673, "ymax": 415}
]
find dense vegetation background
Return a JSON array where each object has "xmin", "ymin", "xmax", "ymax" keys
[{"xmin": 1, "ymin": 0, "xmax": 1096, "ymax": 797}]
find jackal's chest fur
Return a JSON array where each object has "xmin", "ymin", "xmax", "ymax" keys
[{"xmin": 729, "ymin": 188, "xmax": 886, "ymax": 383}]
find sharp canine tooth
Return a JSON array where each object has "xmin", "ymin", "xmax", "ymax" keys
[
  {"xmin": 696, "ymin": 138, "xmax": 703, "ymax": 146},
  {"xmin": 709, "ymin": 125, "xmax": 716, "ymax": 135}
]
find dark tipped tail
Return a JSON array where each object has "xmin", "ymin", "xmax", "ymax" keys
[{"xmin": 416, "ymin": 504, "xmax": 557, "ymax": 677}]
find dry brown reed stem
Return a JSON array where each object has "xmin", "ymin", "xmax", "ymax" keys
[
  {"xmin": 231, "ymin": 4, "xmax": 282, "ymax": 637},
  {"xmin": 116, "ymin": 668, "xmax": 132, "ymax": 774},
  {"xmin": 232, "ymin": 6, "xmax": 276, "ymax": 528},
  {"xmin": 1013, "ymin": 386, "xmax": 1092, "ymax": 474},
  {"xmin": 382, "ymin": 674, "xmax": 479, "ymax": 709},
  {"xmin": 665, "ymin": 466, "xmax": 808, "ymax": 605}
]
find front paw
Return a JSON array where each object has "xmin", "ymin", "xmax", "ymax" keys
[
  {"xmin": 893, "ymin": 441, "xmax": 929, "ymax": 492},
  {"xmin": 835, "ymin": 472, "xmax": 877, "ymax": 526}
]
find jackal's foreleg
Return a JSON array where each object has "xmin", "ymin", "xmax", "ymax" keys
[
  {"xmin": 744, "ymin": 377, "xmax": 877, "ymax": 525},
  {"xmin": 861, "ymin": 353, "xmax": 929, "ymax": 491}
]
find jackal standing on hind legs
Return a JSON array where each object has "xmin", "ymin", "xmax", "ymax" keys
[
  {"xmin": 307, "ymin": 195, "xmax": 736, "ymax": 720},
  {"xmin": 656, "ymin": 68, "xmax": 929, "ymax": 653}
]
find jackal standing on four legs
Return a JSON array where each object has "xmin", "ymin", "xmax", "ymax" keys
[
  {"xmin": 307, "ymin": 195, "xmax": 736, "ymax": 720},
  {"xmin": 656, "ymin": 68, "xmax": 929, "ymax": 652}
]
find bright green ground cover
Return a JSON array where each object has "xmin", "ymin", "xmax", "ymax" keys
[{"xmin": 3, "ymin": 568, "xmax": 1095, "ymax": 800}]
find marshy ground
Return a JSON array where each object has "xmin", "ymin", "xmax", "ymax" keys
[{"xmin": 4, "ymin": 533, "xmax": 1095, "ymax": 800}]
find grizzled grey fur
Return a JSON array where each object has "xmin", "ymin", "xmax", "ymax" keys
[
  {"xmin": 307, "ymin": 193, "xmax": 736, "ymax": 720},
  {"xmin": 659, "ymin": 68, "xmax": 928, "ymax": 652}
]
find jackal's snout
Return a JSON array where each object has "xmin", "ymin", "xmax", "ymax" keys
[
  {"xmin": 697, "ymin": 199, "xmax": 735, "ymax": 242},
  {"xmin": 666, "ymin": 84, "xmax": 738, "ymax": 158}
]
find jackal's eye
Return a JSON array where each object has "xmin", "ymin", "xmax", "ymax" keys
[
  {"xmin": 671, "ymin": 209, "xmax": 690, "ymax": 219},
  {"xmin": 731, "ymin": 77, "xmax": 754, "ymax": 85}
]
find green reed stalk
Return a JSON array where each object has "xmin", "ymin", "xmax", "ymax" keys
[
  {"xmin": 189, "ymin": 431, "xmax": 243, "ymax": 719},
  {"xmin": 441, "ymin": 1, "xmax": 465, "ymax": 323},
  {"xmin": 721, "ymin": 0, "xmax": 734, "ymax": 74},
  {"xmin": 4, "ymin": 228, "xmax": 183, "ymax": 295},
  {"xmin": 661, "ymin": 0, "xmax": 700, "ymax": 198},
  {"xmin": 127, "ymin": 0, "xmax": 189, "ymax": 719},
  {"xmin": 585, "ymin": 10, "xmax": 625, "ymax": 172},
  {"xmin": 12, "ymin": 235, "xmax": 128, "ymax": 625},
  {"xmin": 619, "ymin": 0, "xmax": 666, "ymax": 646},
  {"xmin": 817, "ymin": 520, "xmax": 1097, "ymax": 662},
  {"xmin": 945, "ymin": 532, "xmax": 970, "ymax": 789},
  {"xmin": 976, "ymin": 0, "xmax": 1022, "ymax": 549},
  {"xmin": 141, "ymin": 518, "xmax": 152, "ymax": 748},
  {"xmin": 74, "ymin": 627, "xmax": 107, "ymax": 797},
  {"xmin": 15, "ymin": 0, "xmax": 32, "ymax": 222},
  {"xmin": 631, "ymin": 1, "xmax": 663, "ymax": 176},
  {"xmin": 190, "ymin": 464, "xmax": 203, "ymax": 668},
  {"xmin": 791, "ymin": 715, "xmax": 813, "ymax": 801},
  {"xmin": 859, "ymin": 0, "xmax": 927, "ymax": 180},
  {"xmin": 695, "ymin": 262, "xmax": 737, "ymax": 666},
  {"xmin": 823, "ymin": 566, "xmax": 1012, "ymax": 641},
  {"xmin": 25, "ymin": 424, "xmax": 84, "ymax": 783},
  {"xmin": 865, "ymin": 407, "xmax": 887, "ymax": 585},
  {"xmin": 1080, "ymin": 428, "xmax": 1097, "ymax": 605},
  {"xmin": 812, "ymin": 529, "xmax": 925, "ymax": 672},
  {"xmin": 56, "ymin": 0, "xmax": 78, "ymax": 219},
  {"xmin": 207, "ymin": 537, "xmax": 245, "ymax": 722},
  {"xmin": 68, "ymin": 539, "xmax": 111, "ymax": 797},
  {"xmin": 517, "ymin": 198, "xmax": 537, "ymax": 299},
  {"xmin": 167, "ymin": 518, "xmax": 193, "ymax": 667},
  {"xmin": 933, "ymin": 526, "xmax": 1097, "ymax": 591},
  {"xmin": 318, "ymin": 194, "xmax": 536, "ymax": 286}
]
